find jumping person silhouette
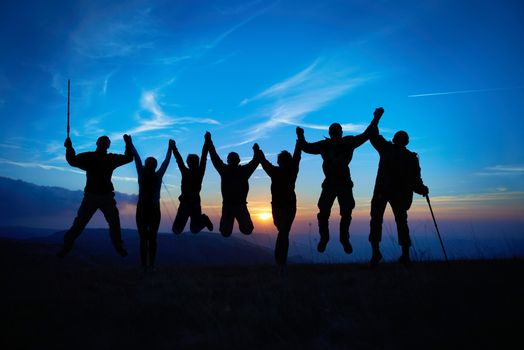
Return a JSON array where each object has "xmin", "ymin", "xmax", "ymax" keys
[
  {"xmin": 368, "ymin": 108, "xmax": 429, "ymax": 266},
  {"xmin": 207, "ymin": 133, "xmax": 260, "ymax": 237},
  {"xmin": 57, "ymin": 135, "xmax": 133, "ymax": 257},
  {"xmin": 255, "ymin": 133, "xmax": 301, "ymax": 267},
  {"xmin": 297, "ymin": 112, "xmax": 376, "ymax": 254},
  {"xmin": 171, "ymin": 132, "xmax": 213, "ymax": 234},
  {"xmin": 130, "ymin": 137, "xmax": 172, "ymax": 270}
]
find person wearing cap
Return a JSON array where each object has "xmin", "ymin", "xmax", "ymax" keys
[
  {"xmin": 297, "ymin": 111, "xmax": 377, "ymax": 254},
  {"xmin": 368, "ymin": 108, "xmax": 429, "ymax": 266}
]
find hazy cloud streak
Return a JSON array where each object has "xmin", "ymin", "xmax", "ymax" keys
[{"xmin": 408, "ymin": 87, "xmax": 522, "ymax": 98}]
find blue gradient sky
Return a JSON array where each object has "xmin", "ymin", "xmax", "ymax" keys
[{"xmin": 1, "ymin": 0, "xmax": 523, "ymax": 233}]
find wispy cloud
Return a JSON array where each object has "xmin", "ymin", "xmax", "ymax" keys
[
  {"xmin": 474, "ymin": 165, "xmax": 524, "ymax": 176},
  {"xmin": 0, "ymin": 158, "xmax": 82, "ymax": 174},
  {"xmin": 117, "ymin": 91, "xmax": 219, "ymax": 137},
  {"xmin": 226, "ymin": 58, "xmax": 370, "ymax": 147},
  {"xmin": 408, "ymin": 86, "xmax": 522, "ymax": 98}
]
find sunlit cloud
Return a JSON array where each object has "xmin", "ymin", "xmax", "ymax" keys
[{"xmin": 408, "ymin": 86, "xmax": 522, "ymax": 98}]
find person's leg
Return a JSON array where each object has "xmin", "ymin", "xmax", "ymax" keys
[
  {"xmin": 99, "ymin": 195, "xmax": 127, "ymax": 257},
  {"xmin": 391, "ymin": 197, "xmax": 412, "ymax": 265},
  {"xmin": 369, "ymin": 192, "xmax": 388, "ymax": 266},
  {"xmin": 58, "ymin": 195, "xmax": 98, "ymax": 257},
  {"xmin": 337, "ymin": 186, "xmax": 356, "ymax": 254},
  {"xmin": 316, "ymin": 186, "xmax": 337, "ymax": 252},
  {"xmin": 136, "ymin": 202, "xmax": 148, "ymax": 267},
  {"xmin": 273, "ymin": 203, "xmax": 296, "ymax": 265},
  {"xmin": 148, "ymin": 202, "xmax": 161, "ymax": 268},
  {"xmin": 189, "ymin": 200, "xmax": 207, "ymax": 234},
  {"xmin": 219, "ymin": 204, "xmax": 234, "ymax": 237},
  {"xmin": 172, "ymin": 201, "xmax": 190, "ymax": 234},
  {"xmin": 236, "ymin": 204, "xmax": 254, "ymax": 235}
]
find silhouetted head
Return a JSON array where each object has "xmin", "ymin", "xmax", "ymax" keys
[
  {"xmin": 186, "ymin": 154, "xmax": 200, "ymax": 170},
  {"xmin": 96, "ymin": 136, "xmax": 111, "ymax": 151},
  {"xmin": 145, "ymin": 157, "xmax": 158, "ymax": 172},
  {"xmin": 329, "ymin": 123, "xmax": 343, "ymax": 141},
  {"xmin": 277, "ymin": 150, "xmax": 293, "ymax": 167},
  {"xmin": 393, "ymin": 131, "xmax": 409, "ymax": 147},
  {"xmin": 227, "ymin": 152, "xmax": 240, "ymax": 166}
]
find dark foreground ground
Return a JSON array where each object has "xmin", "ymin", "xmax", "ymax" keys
[{"xmin": 1, "ymin": 239, "xmax": 523, "ymax": 350}]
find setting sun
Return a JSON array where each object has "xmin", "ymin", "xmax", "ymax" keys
[{"xmin": 257, "ymin": 212, "xmax": 273, "ymax": 221}]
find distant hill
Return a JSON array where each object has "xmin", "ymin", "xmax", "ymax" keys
[
  {"xmin": 0, "ymin": 226, "xmax": 276, "ymax": 266},
  {"xmin": 0, "ymin": 176, "xmax": 137, "ymax": 228}
]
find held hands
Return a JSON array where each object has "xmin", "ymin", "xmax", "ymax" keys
[
  {"xmin": 204, "ymin": 131, "xmax": 212, "ymax": 146},
  {"xmin": 64, "ymin": 137, "xmax": 72, "ymax": 149},
  {"xmin": 169, "ymin": 139, "xmax": 176, "ymax": 149},
  {"xmin": 252, "ymin": 143, "xmax": 260, "ymax": 152},
  {"xmin": 296, "ymin": 126, "xmax": 304, "ymax": 139},
  {"xmin": 123, "ymin": 134, "xmax": 132, "ymax": 144},
  {"xmin": 373, "ymin": 107, "xmax": 384, "ymax": 121}
]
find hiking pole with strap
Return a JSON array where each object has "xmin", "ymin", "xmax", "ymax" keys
[
  {"xmin": 67, "ymin": 79, "xmax": 70, "ymax": 138},
  {"xmin": 425, "ymin": 195, "xmax": 448, "ymax": 262}
]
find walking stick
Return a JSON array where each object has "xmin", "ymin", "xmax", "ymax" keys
[
  {"xmin": 425, "ymin": 195, "xmax": 449, "ymax": 262},
  {"xmin": 67, "ymin": 79, "xmax": 70, "ymax": 138}
]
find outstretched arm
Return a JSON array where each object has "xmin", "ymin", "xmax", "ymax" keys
[
  {"xmin": 350, "ymin": 107, "xmax": 385, "ymax": 149},
  {"xmin": 157, "ymin": 140, "xmax": 172, "ymax": 177},
  {"xmin": 64, "ymin": 137, "xmax": 82, "ymax": 168},
  {"xmin": 296, "ymin": 126, "xmax": 324, "ymax": 154},
  {"xmin": 368, "ymin": 107, "xmax": 389, "ymax": 152},
  {"xmin": 255, "ymin": 146, "xmax": 276, "ymax": 177},
  {"xmin": 244, "ymin": 143, "xmax": 261, "ymax": 177},
  {"xmin": 207, "ymin": 133, "xmax": 226, "ymax": 175},
  {"xmin": 171, "ymin": 140, "xmax": 187, "ymax": 173},
  {"xmin": 200, "ymin": 132, "xmax": 210, "ymax": 175},
  {"xmin": 129, "ymin": 136, "xmax": 144, "ymax": 177}
]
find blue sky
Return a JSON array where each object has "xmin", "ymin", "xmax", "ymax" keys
[{"xmin": 1, "ymin": 0, "xmax": 523, "ymax": 234}]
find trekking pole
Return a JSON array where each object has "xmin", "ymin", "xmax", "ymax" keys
[
  {"xmin": 425, "ymin": 195, "xmax": 449, "ymax": 262},
  {"xmin": 67, "ymin": 79, "xmax": 70, "ymax": 138}
]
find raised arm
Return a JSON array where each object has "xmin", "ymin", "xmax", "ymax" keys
[
  {"xmin": 368, "ymin": 107, "xmax": 389, "ymax": 153},
  {"xmin": 157, "ymin": 140, "xmax": 172, "ymax": 177},
  {"xmin": 64, "ymin": 137, "xmax": 82, "ymax": 168},
  {"xmin": 255, "ymin": 146, "xmax": 276, "ymax": 177},
  {"xmin": 171, "ymin": 140, "xmax": 187, "ymax": 173},
  {"xmin": 349, "ymin": 107, "xmax": 385, "ymax": 149},
  {"xmin": 296, "ymin": 126, "xmax": 323, "ymax": 154},
  {"xmin": 244, "ymin": 143, "xmax": 261, "ymax": 177},
  {"xmin": 200, "ymin": 132, "xmax": 211, "ymax": 175},
  {"xmin": 112, "ymin": 134, "xmax": 134, "ymax": 167},
  {"xmin": 207, "ymin": 134, "xmax": 226, "ymax": 175},
  {"xmin": 129, "ymin": 136, "xmax": 143, "ymax": 177},
  {"xmin": 292, "ymin": 138, "xmax": 302, "ymax": 167}
]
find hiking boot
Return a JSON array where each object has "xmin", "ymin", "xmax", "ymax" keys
[
  {"xmin": 317, "ymin": 238, "xmax": 328, "ymax": 253},
  {"xmin": 203, "ymin": 214, "xmax": 214, "ymax": 231},
  {"xmin": 341, "ymin": 240, "xmax": 353, "ymax": 254},
  {"xmin": 369, "ymin": 251, "xmax": 383, "ymax": 268}
]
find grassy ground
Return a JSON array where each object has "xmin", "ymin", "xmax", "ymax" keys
[{"xmin": 1, "ymin": 239, "xmax": 523, "ymax": 349}]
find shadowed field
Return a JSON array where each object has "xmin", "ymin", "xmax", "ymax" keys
[{"xmin": 1, "ymin": 238, "xmax": 522, "ymax": 350}]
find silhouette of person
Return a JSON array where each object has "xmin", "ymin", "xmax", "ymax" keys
[
  {"xmin": 207, "ymin": 133, "xmax": 260, "ymax": 237},
  {"xmin": 255, "ymin": 135, "xmax": 301, "ymax": 267},
  {"xmin": 57, "ymin": 135, "xmax": 133, "ymax": 257},
  {"xmin": 297, "ymin": 114, "xmax": 376, "ymax": 254},
  {"xmin": 171, "ymin": 133, "xmax": 214, "ymax": 234},
  {"xmin": 130, "ymin": 137, "xmax": 172, "ymax": 270},
  {"xmin": 368, "ymin": 107, "xmax": 429, "ymax": 266}
]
